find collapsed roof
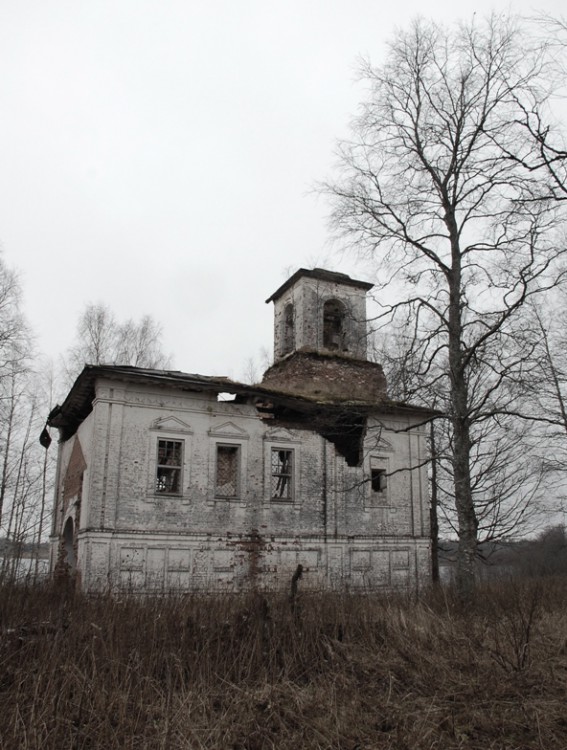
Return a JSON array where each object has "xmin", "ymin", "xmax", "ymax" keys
[{"xmin": 48, "ymin": 364, "xmax": 436, "ymax": 467}]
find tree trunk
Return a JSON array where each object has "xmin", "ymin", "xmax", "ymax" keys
[
  {"xmin": 453, "ymin": 405, "xmax": 477, "ymax": 601},
  {"xmin": 447, "ymin": 230, "xmax": 478, "ymax": 601},
  {"xmin": 429, "ymin": 422, "xmax": 440, "ymax": 583}
]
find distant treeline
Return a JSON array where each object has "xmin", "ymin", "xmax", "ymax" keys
[
  {"xmin": 439, "ymin": 525, "xmax": 567, "ymax": 579},
  {"xmin": 0, "ymin": 537, "xmax": 49, "ymax": 558}
]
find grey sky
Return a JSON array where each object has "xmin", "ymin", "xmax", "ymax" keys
[{"xmin": 0, "ymin": 1, "xmax": 564, "ymax": 382}]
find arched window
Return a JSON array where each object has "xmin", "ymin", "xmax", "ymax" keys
[
  {"xmin": 323, "ymin": 299, "xmax": 346, "ymax": 351},
  {"xmin": 282, "ymin": 303, "xmax": 294, "ymax": 354}
]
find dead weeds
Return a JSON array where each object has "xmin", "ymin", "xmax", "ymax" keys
[{"xmin": 0, "ymin": 578, "xmax": 566, "ymax": 748}]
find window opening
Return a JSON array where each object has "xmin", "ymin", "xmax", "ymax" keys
[
  {"xmin": 216, "ymin": 445, "xmax": 239, "ymax": 497},
  {"xmin": 371, "ymin": 468, "xmax": 387, "ymax": 493},
  {"xmin": 156, "ymin": 439, "xmax": 183, "ymax": 494},
  {"xmin": 271, "ymin": 448, "xmax": 293, "ymax": 500},
  {"xmin": 283, "ymin": 303, "xmax": 294, "ymax": 354},
  {"xmin": 323, "ymin": 299, "xmax": 346, "ymax": 351}
]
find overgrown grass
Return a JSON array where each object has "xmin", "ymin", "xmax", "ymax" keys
[{"xmin": 1, "ymin": 578, "xmax": 567, "ymax": 748}]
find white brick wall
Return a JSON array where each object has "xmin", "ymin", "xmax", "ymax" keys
[{"xmin": 53, "ymin": 378, "xmax": 431, "ymax": 593}]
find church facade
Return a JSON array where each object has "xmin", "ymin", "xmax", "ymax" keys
[{"xmin": 48, "ymin": 269, "xmax": 433, "ymax": 592}]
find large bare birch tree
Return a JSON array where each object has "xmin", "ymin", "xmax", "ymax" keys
[
  {"xmin": 326, "ymin": 16, "xmax": 567, "ymax": 598},
  {"xmin": 62, "ymin": 303, "xmax": 172, "ymax": 388}
]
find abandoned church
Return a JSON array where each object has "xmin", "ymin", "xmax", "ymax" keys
[{"xmin": 48, "ymin": 268, "xmax": 434, "ymax": 592}]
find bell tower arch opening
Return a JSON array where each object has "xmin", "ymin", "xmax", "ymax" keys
[
  {"xmin": 323, "ymin": 299, "xmax": 347, "ymax": 352},
  {"xmin": 282, "ymin": 303, "xmax": 294, "ymax": 355}
]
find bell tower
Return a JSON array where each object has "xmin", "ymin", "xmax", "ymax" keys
[
  {"xmin": 266, "ymin": 268, "xmax": 373, "ymax": 362},
  {"xmin": 262, "ymin": 268, "xmax": 387, "ymax": 402}
]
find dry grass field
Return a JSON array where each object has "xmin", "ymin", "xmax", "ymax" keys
[{"xmin": 0, "ymin": 578, "xmax": 566, "ymax": 749}]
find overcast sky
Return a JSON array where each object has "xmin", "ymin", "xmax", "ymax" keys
[{"xmin": 0, "ymin": 0, "xmax": 565, "ymax": 383}]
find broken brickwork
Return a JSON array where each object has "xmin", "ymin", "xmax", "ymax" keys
[{"xmin": 262, "ymin": 351, "xmax": 387, "ymax": 402}]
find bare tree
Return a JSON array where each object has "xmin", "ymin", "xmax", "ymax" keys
[
  {"xmin": 0, "ymin": 255, "xmax": 32, "ymax": 527},
  {"xmin": 514, "ymin": 296, "xmax": 567, "ymax": 476},
  {"xmin": 115, "ymin": 315, "xmax": 170, "ymax": 369},
  {"xmin": 0, "ymin": 371, "xmax": 55, "ymax": 579},
  {"xmin": 372, "ymin": 323, "xmax": 550, "ymax": 583},
  {"xmin": 503, "ymin": 15, "xmax": 567, "ymax": 203},
  {"xmin": 63, "ymin": 303, "xmax": 172, "ymax": 387},
  {"xmin": 0, "ymin": 257, "xmax": 30, "ymax": 378},
  {"xmin": 0, "ymin": 255, "xmax": 53, "ymax": 578},
  {"xmin": 240, "ymin": 346, "xmax": 273, "ymax": 385},
  {"xmin": 325, "ymin": 16, "xmax": 567, "ymax": 598}
]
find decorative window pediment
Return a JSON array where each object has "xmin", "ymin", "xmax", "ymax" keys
[
  {"xmin": 377, "ymin": 438, "xmax": 394, "ymax": 453},
  {"xmin": 263, "ymin": 427, "xmax": 299, "ymax": 444},
  {"xmin": 150, "ymin": 416, "xmax": 193, "ymax": 434},
  {"xmin": 208, "ymin": 421, "xmax": 249, "ymax": 440}
]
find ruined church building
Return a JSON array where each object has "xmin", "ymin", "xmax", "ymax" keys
[{"xmin": 48, "ymin": 269, "xmax": 433, "ymax": 592}]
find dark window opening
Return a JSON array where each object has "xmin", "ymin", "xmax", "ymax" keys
[
  {"xmin": 371, "ymin": 469, "xmax": 387, "ymax": 493},
  {"xmin": 156, "ymin": 439, "xmax": 183, "ymax": 494},
  {"xmin": 283, "ymin": 303, "xmax": 294, "ymax": 354},
  {"xmin": 323, "ymin": 299, "xmax": 347, "ymax": 351},
  {"xmin": 216, "ymin": 445, "xmax": 239, "ymax": 497},
  {"xmin": 271, "ymin": 448, "xmax": 293, "ymax": 500}
]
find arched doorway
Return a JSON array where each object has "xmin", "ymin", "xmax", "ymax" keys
[{"xmin": 62, "ymin": 517, "xmax": 76, "ymax": 573}]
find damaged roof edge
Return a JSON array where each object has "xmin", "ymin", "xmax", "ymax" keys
[
  {"xmin": 47, "ymin": 364, "xmax": 250, "ymax": 438},
  {"xmin": 47, "ymin": 364, "xmax": 439, "ymax": 441},
  {"xmin": 265, "ymin": 268, "xmax": 374, "ymax": 303}
]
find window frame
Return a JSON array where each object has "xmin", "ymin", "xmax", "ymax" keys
[
  {"xmin": 155, "ymin": 438, "xmax": 184, "ymax": 496},
  {"xmin": 270, "ymin": 447, "xmax": 294, "ymax": 502},
  {"xmin": 371, "ymin": 468, "xmax": 387, "ymax": 494},
  {"xmin": 264, "ymin": 431, "xmax": 301, "ymax": 506},
  {"xmin": 214, "ymin": 442, "xmax": 241, "ymax": 499},
  {"xmin": 208, "ymin": 424, "xmax": 249, "ymax": 504},
  {"xmin": 366, "ymin": 456, "xmax": 390, "ymax": 507}
]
